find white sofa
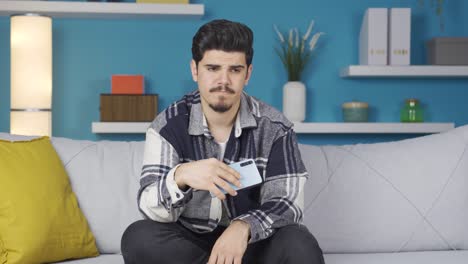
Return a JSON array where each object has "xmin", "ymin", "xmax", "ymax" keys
[{"xmin": 1, "ymin": 124, "xmax": 468, "ymax": 264}]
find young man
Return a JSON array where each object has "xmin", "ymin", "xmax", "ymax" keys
[{"xmin": 121, "ymin": 19, "xmax": 324, "ymax": 264}]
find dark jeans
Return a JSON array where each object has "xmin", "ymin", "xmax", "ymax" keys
[{"xmin": 121, "ymin": 219, "xmax": 325, "ymax": 264}]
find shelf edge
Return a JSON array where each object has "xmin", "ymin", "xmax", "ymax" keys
[
  {"xmin": 92, "ymin": 122, "xmax": 455, "ymax": 134},
  {"xmin": 0, "ymin": 1, "xmax": 204, "ymax": 19},
  {"xmin": 341, "ymin": 65, "xmax": 468, "ymax": 78}
]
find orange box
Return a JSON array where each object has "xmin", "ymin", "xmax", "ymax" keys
[{"xmin": 111, "ymin": 75, "xmax": 144, "ymax": 94}]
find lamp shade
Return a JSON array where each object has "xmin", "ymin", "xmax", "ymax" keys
[
  {"xmin": 10, "ymin": 14, "xmax": 52, "ymax": 136},
  {"xmin": 10, "ymin": 111, "xmax": 51, "ymax": 137}
]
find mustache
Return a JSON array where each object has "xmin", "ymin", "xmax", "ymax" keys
[{"xmin": 209, "ymin": 86, "xmax": 235, "ymax": 94}]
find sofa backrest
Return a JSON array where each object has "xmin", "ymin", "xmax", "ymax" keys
[
  {"xmin": 300, "ymin": 124, "xmax": 468, "ymax": 253},
  {"xmin": 2, "ymin": 125, "xmax": 468, "ymax": 254}
]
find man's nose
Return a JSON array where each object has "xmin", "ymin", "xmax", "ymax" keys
[{"xmin": 218, "ymin": 70, "xmax": 230, "ymax": 86}]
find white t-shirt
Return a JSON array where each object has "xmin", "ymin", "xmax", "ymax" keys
[{"xmin": 216, "ymin": 140, "xmax": 231, "ymax": 226}]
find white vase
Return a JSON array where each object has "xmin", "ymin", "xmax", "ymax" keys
[{"xmin": 283, "ymin": 81, "xmax": 306, "ymax": 122}]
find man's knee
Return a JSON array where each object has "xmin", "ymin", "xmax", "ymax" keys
[
  {"xmin": 121, "ymin": 220, "xmax": 182, "ymax": 263},
  {"xmin": 121, "ymin": 219, "xmax": 209, "ymax": 264},
  {"xmin": 121, "ymin": 220, "xmax": 156, "ymax": 262},
  {"xmin": 272, "ymin": 224, "xmax": 324, "ymax": 264}
]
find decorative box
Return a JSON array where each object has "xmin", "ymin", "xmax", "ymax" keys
[
  {"xmin": 100, "ymin": 94, "xmax": 158, "ymax": 122},
  {"xmin": 426, "ymin": 37, "xmax": 468, "ymax": 65},
  {"xmin": 111, "ymin": 75, "xmax": 144, "ymax": 94}
]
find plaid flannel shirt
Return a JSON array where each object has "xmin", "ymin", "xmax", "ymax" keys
[{"xmin": 138, "ymin": 90, "xmax": 308, "ymax": 243}]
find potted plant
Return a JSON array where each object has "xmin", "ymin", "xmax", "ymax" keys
[{"xmin": 273, "ymin": 21, "xmax": 324, "ymax": 122}]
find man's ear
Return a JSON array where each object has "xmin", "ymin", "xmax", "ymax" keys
[
  {"xmin": 244, "ymin": 64, "xmax": 253, "ymax": 85},
  {"xmin": 190, "ymin": 59, "xmax": 198, "ymax": 82}
]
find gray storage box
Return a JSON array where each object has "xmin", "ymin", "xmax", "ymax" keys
[{"xmin": 426, "ymin": 37, "xmax": 468, "ymax": 65}]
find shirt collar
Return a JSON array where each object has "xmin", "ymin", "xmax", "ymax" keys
[{"xmin": 188, "ymin": 92, "xmax": 257, "ymax": 138}]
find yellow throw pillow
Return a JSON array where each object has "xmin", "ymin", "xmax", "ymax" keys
[
  {"xmin": 0, "ymin": 137, "xmax": 99, "ymax": 263},
  {"xmin": 0, "ymin": 237, "xmax": 6, "ymax": 264}
]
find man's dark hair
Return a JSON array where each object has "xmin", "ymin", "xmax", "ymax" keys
[{"xmin": 192, "ymin": 19, "xmax": 254, "ymax": 66}]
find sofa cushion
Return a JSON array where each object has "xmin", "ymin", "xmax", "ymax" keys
[
  {"xmin": 49, "ymin": 137, "xmax": 145, "ymax": 254},
  {"xmin": 54, "ymin": 254, "xmax": 124, "ymax": 264},
  {"xmin": 324, "ymin": 250, "xmax": 468, "ymax": 264},
  {"xmin": 0, "ymin": 137, "xmax": 99, "ymax": 263},
  {"xmin": 299, "ymin": 124, "xmax": 468, "ymax": 253},
  {"xmin": 52, "ymin": 251, "xmax": 468, "ymax": 264}
]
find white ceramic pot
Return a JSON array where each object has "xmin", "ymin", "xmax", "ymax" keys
[{"xmin": 283, "ymin": 81, "xmax": 306, "ymax": 122}]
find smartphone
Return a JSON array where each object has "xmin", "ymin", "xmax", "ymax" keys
[{"xmin": 213, "ymin": 159, "xmax": 263, "ymax": 196}]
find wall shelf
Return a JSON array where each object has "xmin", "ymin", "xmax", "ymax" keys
[
  {"xmin": 92, "ymin": 122, "xmax": 150, "ymax": 134},
  {"xmin": 92, "ymin": 122, "xmax": 455, "ymax": 134},
  {"xmin": 292, "ymin": 122, "xmax": 454, "ymax": 134},
  {"xmin": 340, "ymin": 65, "xmax": 468, "ymax": 78},
  {"xmin": 0, "ymin": 1, "xmax": 204, "ymax": 19}
]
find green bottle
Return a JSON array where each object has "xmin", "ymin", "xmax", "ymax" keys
[{"xmin": 401, "ymin": 99, "xmax": 424, "ymax": 122}]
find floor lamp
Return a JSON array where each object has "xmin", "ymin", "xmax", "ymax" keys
[{"xmin": 10, "ymin": 14, "xmax": 52, "ymax": 136}]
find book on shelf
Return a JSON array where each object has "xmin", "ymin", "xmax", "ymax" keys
[
  {"xmin": 389, "ymin": 8, "xmax": 411, "ymax": 65},
  {"xmin": 359, "ymin": 8, "xmax": 388, "ymax": 65}
]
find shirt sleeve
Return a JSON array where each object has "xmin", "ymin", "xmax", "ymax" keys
[
  {"xmin": 233, "ymin": 129, "xmax": 308, "ymax": 243},
  {"xmin": 138, "ymin": 127, "xmax": 193, "ymax": 223}
]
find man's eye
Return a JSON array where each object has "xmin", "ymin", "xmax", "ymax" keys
[
  {"xmin": 207, "ymin": 67, "xmax": 218, "ymax": 71},
  {"xmin": 231, "ymin": 68, "xmax": 241, "ymax": 73}
]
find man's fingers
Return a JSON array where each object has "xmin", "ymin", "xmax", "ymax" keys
[
  {"xmin": 234, "ymin": 257, "xmax": 242, "ymax": 264},
  {"xmin": 216, "ymin": 254, "xmax": 225, "ymax": 264},
  {"xmin": 217, "ymin": 166, "xmax": 241, "ymax": 187},
  {"xmin": 220, "ymin": 163, "xmax": 241, "ymax": 180},
  {"xmin": 210, "ymin": 185, "xmax": 227, "ymax": 200},
  {"xmin": 213, "ymin": 177, "xmax": 237, "ymax": 197},
  {"xmin": 207, "ymin": 253, "xmax": 216, "ymax": 264},
  {"xmin": 224, "ymin": 256, "xmax": 234, "ymax": 264}
]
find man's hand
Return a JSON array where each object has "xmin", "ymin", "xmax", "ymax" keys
[
  {"xmin": 208, "ymin": 220, "xmax": 250, "ymax": 264},
  {"xmin": 174, "ymin": 158, "xmax": 241, "ymax": 200}
]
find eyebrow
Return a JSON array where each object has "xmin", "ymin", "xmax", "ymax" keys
[
  {"xmin": 204, "ymin": 64, "xmax": 246, "ymax": 70},
  {"xmin": 230, "ymin": 65, "xmax": 246, "ymax": 70}
]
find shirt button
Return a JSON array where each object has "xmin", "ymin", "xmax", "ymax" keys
[{"xmin": 176, "ymin": 193, "xmax": 181, "ymax": 198}]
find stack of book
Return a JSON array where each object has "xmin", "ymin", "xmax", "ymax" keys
[
  {"xmin": 100, "ymin": 75, "xmax": 158, "ymax": 122},
  {"xmin": 359, "ymin": 8, "xmax": 411, "ymax": 66}
]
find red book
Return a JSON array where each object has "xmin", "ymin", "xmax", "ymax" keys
[{"xmin": 111, "ymin": 75, "xmax": 144, "ymax": 94}]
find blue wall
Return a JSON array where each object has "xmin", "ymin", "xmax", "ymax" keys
[{"xmin": 1, "ymin": 0, "xmax": 467, "ymax": 145}]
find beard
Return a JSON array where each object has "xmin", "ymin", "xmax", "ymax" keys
[
  {"xmin": 209, "ymin": 103, "xmax": 232, "ymax": 113},
  {"xmin": 208, "ymin": 85, "xmax": 235, "ymax": 113}
]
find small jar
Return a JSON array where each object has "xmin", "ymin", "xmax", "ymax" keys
[
  {"xmin": 342, "ymin": 101, "xmax": 369, "ymax": 122},
  {"xmin": 400, "ymin": 99, "xmax": 423, "ymax": 122}
]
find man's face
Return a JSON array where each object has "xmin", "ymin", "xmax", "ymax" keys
[{"xmin": 191, "ymin": 50, "xmax": 252, "ymax": 113}]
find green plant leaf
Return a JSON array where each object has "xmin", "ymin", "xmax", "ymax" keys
[{"xmin": 273, "ymin": 21, "xmax": 323, "ymax": 81}]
